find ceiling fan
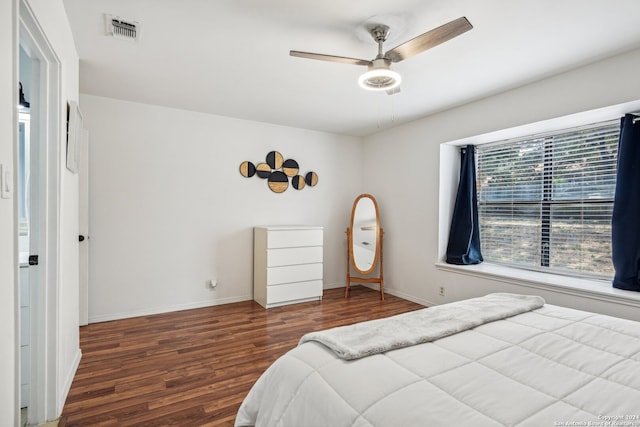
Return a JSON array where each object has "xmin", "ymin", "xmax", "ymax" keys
[{"xmin": 290, "ymin": 16, "xmax": 473, "ymax": 93}]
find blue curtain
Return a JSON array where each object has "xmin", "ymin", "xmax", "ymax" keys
[
  {"xmin": 446, "ymin": 145, "xmax": 483, "ymax": 265},
  {"xmin": 612, "ymin": 114, "xmax": 640, "ymax": 291}
]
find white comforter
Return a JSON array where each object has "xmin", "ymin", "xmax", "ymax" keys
[{"xmin": 235, "ymin": 294, "xmax": 640, "ymax": 427}]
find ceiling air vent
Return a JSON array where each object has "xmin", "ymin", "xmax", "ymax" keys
[{"xmin": 105, "ymin": 14, "xmax": 140, "ymax": 42}]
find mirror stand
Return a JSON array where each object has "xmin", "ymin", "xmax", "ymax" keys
[{"xmin": 345, "ymin": 227, "xmax": 384, "ymax": 300}]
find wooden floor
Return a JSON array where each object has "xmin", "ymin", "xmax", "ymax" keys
[{"xmin": 61, "ymin": 287, "xmax": 424, "ymax": 426}]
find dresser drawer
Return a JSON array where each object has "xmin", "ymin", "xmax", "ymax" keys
[
  {"xmin": 267, "ymin": 263, "xmax": 323, "ymax": 285},
  {"xmin": 267, "ymin": 246, "xmax": 323, "ymax": 267},
  {"xmin": 267, "ymin": 229, "xmax": 323, "ymax": 249},
  {"xmin": 267, "ymin": 280, "xmax": 323, "ymax": 305}
]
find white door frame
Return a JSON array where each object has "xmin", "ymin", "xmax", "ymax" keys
[
  {"xmin": 18, "ymin": 0, "xmax": 61, "ymax": 423},
  {"xmin": 79, "ymin": 129, "xmax": 89, "ymax": 326}
]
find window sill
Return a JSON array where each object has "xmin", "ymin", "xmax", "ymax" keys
[{"xmin": 435, "ymin": 261, "xmax": 640, "ymax": 308}]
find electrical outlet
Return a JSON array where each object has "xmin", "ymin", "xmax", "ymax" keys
[
  {"xmin": 209, "ymin": 279, "xmax": 218, "ymax": 289},
  {"xmin": 439, "ymin": 286, "xmax": 445, "ymax": 297}
]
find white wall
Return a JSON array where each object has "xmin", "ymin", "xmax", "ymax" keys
[
  {"xmin": 1, "ymin": 0, "xmax": 18, "ymax": 424},
  {"xmin": 363, "ymin": 47, "xmax": 640, "ymax": 320},
  {"xmin": 81, "ymin": 94, "xmax": 363, "ymax": 322}
]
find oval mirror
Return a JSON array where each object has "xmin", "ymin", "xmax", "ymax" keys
[{"xmin": 350, "ymin": 194, "xmax": 380, "ymax": 274}]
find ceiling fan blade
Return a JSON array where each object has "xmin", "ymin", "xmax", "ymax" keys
[
  {"xmin": 290, "ymin": 50, "xmax": 371, "ymax": 66},
  {"xmin": 385, "ymin": 17, "xmax": 473, "ymax": 63}
]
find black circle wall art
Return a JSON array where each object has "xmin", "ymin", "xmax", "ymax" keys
[
  {"xmin": 239, "ymin": 161, "xmax": 256, "ymax": 178},
  {"xmin": 266, "ymin": 151, "xmax": 284, "ymax": 169},
  {"xmin": 255, "ymin": 163, "xmax": 272, "ymax": 179},
  {"xmin": 239, "ymin": 151, "xmax": 318, "ymax": 193},
  {"xmin": 292, "ymin": 175, "xmax": 306, "ymax": 190},
  {"xmin": 268, "ymin": 171, "xmax": 289, "ymax": 193},
  {"xmin": 282, "ymin": 159, "xmax": 299, "ymax": 177},
  {"xmin": 305, "ymin": 171, "xmax": 318, "ymax": 187}
]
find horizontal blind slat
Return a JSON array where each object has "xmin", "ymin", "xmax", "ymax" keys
[{"xmin": 475, "ymin": 120, "xmax": 618, "ymax": 278}]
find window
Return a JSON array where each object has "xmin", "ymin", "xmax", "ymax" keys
[{"xmin": 476, "ymin": 121, "xmax": 619, "ymax": 279}]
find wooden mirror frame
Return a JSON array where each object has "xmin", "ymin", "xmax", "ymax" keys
[{"xmin": 345, "ymin": 194, "xmax": 384, "ymax": 300}]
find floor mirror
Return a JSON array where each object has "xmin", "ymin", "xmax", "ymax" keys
[{"xmin": 345, "ymin": 194, "xmax": 384, "ymax": 299}]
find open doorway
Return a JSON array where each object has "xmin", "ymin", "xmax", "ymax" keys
[
  {"xmin": 17, "ymin": 56, "xmax": 34, "ymax": 424},
  {"xmin": 18, "ymin": 0, "xmax": 62, "ymax": 424}
]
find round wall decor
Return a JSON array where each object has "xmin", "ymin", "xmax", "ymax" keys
[
  {"xmin": 239, "ymin": 161, "xmax": 256, "ymax": 178},
  {"xmin": 266, "ymin": 151, "xmax": 284, "ymax": 169},
  {"xmin": 305, "ymin": 171, "xmax": 318, "ymax": 187},
  {"xmin": 268, "ymin": 171, "xmax": 289, "ymax": 193},
  {"xmin": 292, "ymin": 175, "xmax": 306, "ymax": 190},
  {"xmin": 282, "ymin": 159, "xmax": 299, "ymax": 177},
  {"xmin": 256, "ymin": 163, "xmax": 272, "ymax": 179},
  {"xmin": 240, "ymin": 151, "xmax": 318, "ymax": 193}
]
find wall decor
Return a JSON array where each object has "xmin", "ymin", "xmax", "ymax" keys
[
  {"xmin": 282, "ymin": 159, "xmax": 299, "ymax": 177},
  {"xmin": 239, "ymin": 161, "xmax": 256, "ymax": 178},
  {"xmin": 256, "ymin": 162, "xmax": 271, "ymax": 178},
  {"xmin": 66, "ymin": 100, "xmax": 84, "ymax": 174},
  {"xmin": 266, "ymin": 151, "xmax": 284, "ymax": 169},
  {"xmin": 292, "ymin": 175, "xmax": 306, "ymax": 190},
  {"xmin": 268, "ymin": 170, "xmax": 289, "ymax": 193},
  {"xmin": 305, "ymin": 171, "xmax": 318, "ymax": 187},
  {"xmin": 240, "ymin": 150, "xmax": 318, "ymax": 193}
]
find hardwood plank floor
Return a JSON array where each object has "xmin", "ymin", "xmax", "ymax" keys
[{"xmin": 61, "ymin": 287, "xmax": 424, "ymax": 426}]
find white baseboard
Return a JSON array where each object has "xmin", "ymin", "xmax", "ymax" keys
[
  {"xmin": 337, "ymin": 282, "xmax": 435, "ymax": 307},
  {"xmin": 88, "ymin": 295, "xmax": 253, "ymax": 324},
  {"xmin": 383, "ymin": 287, "xmax": 433, "ymax": 307}
]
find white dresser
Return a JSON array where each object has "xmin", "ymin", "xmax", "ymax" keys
[{"xmin": 253, "ymin": 226, "xmax": 323, "ymax": 309}]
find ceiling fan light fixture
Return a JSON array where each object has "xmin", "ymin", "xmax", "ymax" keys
[{"xmin": 358, "ymin": 59, "xmax": 401, "ymax": 91}]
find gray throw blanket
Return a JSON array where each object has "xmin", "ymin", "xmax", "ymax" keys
[{"xmin": 299, "ymin": 293, "xmax": 545, "ymax": 360}]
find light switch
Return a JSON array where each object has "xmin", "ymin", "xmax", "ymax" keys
[{"xmin": 1, "ymin": 164, "xmax": 13, "ymax": 199}]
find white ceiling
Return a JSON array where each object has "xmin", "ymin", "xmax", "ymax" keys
[{"xmin": 63, "ymin": 0, "xmax": 640, "ymax": 137}]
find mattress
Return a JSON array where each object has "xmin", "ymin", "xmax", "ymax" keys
[{"xmin": 235, "ymin": 294, "xmax": 640, "ymax": 427}]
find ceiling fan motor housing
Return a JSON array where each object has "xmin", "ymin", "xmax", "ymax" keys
[{"xmin": 358, "ymin": 58, "xmax": 401, "ymax": 91}]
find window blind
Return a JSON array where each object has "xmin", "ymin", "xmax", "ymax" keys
[{"xmin": 476, "ymin": 121, "xmax": 619, "ymax": 278}]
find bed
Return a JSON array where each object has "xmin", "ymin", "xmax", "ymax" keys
[{"xmin": 235, "ymin": 293, "xmax": 640, "ymax": 427}]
